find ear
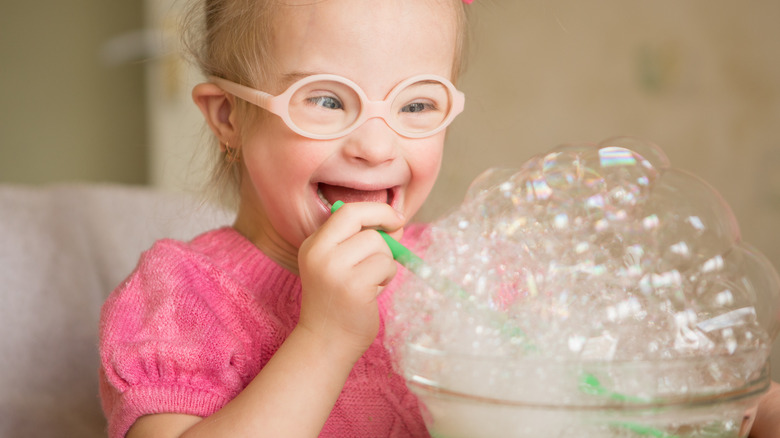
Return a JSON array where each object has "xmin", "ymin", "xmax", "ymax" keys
[{"xmin": 192, "ymin": 82, "xmax": 238, "ymax": 148}]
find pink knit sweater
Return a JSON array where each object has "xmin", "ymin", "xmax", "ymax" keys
[{"xmin": 99, "ymin": 226, "xmax": 430, "ymax": 438}]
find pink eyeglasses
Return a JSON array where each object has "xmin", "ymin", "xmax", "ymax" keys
[{"xmin": 210, "ymin": 74, "xmax": 465, "ymax": 140}]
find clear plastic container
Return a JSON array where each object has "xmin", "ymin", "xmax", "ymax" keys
[{"xmin": 400, "ymin": 343, "xmax": 770, "ymax": 438}]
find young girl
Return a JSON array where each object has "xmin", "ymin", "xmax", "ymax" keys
[
  {"xmin": 99, "ymin": 1, "xmax": 780, "ymax": 437},
  {"xmin": 99, "ymin": 0, "xmax": 467, "ymax": 437}
]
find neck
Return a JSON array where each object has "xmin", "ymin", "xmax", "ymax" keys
[{"xmin": 233, "ymin": 206, "xmax": 300, "ymax": 275}]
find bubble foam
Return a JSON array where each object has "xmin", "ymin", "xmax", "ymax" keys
[{"xmin": 387, "ymin": 137, "xmax": 780, "ymax": 401}]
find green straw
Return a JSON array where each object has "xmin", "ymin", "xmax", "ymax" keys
[
  {"xmin": 330, "ymin": 200, "xmax": 680, "ymax": 438},
  {"xmin": 579, "ymin": 373, "xmax": 651, "ymax": 404}
]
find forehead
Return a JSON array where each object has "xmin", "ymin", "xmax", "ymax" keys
[{"xmin": 268, "ymin": 0, "xmax": 459, "ymax": 94}]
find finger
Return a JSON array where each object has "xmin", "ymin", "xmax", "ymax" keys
[
  {"xmin": 334, "ymin": 229, "xmax": 394, "ymax": 268},
  {"xmin": 320, "ymin": 202, "xmax": 405, "ymax": 246},
  {"xmin": 350, "ymin": 252, "xmax": 399, "ymax": 293},
  {"xmin": 383, "ymin": 226, "xmax": 405, "ymax": 243}
]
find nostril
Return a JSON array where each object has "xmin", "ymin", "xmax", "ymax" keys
[{"xmin": 342, "ymin": 120, "xmax": 399, "ymax": 164}]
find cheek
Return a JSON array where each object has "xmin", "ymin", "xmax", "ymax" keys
[
  {"xmin": 412, "ymin": 139, "xmax": 445, "ymax": 185},
  {"xmin": 405, "ymin": 138, "xmax": 445, "ymax": 214},
  {"xmin": 242, "ymin": 120, "xmax": 319, "ymax": 179}
]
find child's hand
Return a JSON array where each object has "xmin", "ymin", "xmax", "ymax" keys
[
  {"xmin": 750, "ymin": 381, "xmax": 780, "ymax": 438},
  {"xmin": 297, "ymin": 201, "xmax": 405, "ymax": 359}
]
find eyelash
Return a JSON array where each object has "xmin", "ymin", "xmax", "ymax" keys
[{"xmin": 307, "ymin": 95, "xmax": 343, "ymax": 110}]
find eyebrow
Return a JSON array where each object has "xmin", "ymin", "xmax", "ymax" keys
[{"xmin": 278, "ymin": 71, "xmax": 320, "ymax": 89}]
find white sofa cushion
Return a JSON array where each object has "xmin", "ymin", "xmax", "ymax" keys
[{"xmin": 0, "ymin": 184, "xmax": 232, "ymax": 437}]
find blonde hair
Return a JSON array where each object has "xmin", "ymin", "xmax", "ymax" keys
[{"xmin": 181, "ymin": 0, "xmax": 469, "ymax": 209}]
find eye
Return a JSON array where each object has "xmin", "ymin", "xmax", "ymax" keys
[
  {"xmin": 307, "ymin": 95, "xmax": 343, "ymax": 110},
  {"xmin": 401, "ymin": 101, "xmax": 436, "ymax": 113}
]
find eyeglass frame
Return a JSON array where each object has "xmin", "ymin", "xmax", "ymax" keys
[{"xmin": 208, "ymin": 74, "xmax": 466, "ymax": 140}]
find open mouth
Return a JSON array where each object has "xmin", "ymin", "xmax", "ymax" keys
[{"xmin": 317, "ymin": 183, "xmax": 394, "ymax": 209}]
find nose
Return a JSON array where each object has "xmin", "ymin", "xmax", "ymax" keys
[{"xmin": 341, "ymin": 117, "xmax": 400, "ymax": 166}]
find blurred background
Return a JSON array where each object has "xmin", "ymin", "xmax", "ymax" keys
[{"xmin": 1, "ymin": 0, "xmax": 779, "ymax": 368}]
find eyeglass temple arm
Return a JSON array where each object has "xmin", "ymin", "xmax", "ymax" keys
[
  {"xmin": 209, "ymin": 76, "xmax": 273, "ymax": 110},
  {"xmin": 453, "ymin": 89, "xmax": 466, "ymax": 115}
]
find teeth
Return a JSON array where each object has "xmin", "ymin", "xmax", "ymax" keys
[{"xmin": 317, "ymin": 187, "xmax": 333, "ymax": 209}]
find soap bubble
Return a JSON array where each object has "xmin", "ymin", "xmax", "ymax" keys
[{"xmin": 386, "ymin": 137, "xmax": 780, "ymax": 436}]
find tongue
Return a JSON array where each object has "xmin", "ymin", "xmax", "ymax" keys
[{"xmin": 319, "ymin": 183, "xmax": 388, "ymax": 205}]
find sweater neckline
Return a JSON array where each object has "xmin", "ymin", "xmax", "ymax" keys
[{"xmin": 191, "ymin": 226, "xmax": 301, "ymax": 292}]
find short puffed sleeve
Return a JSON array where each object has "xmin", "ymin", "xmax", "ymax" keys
[{"xmin": 99, "ymin": 240, "xmax": 256, "ymax": 438}]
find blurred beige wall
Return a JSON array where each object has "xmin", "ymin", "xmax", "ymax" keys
[
  {"xmin": 422, "ymin": 0, "xmax": 780, "ymax": 266},
  {"xmin": 0, "ymin": 1, "xmax": 146, "ymax": 185}
]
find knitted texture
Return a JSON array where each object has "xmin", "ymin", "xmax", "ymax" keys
[{"xmin": 99, "ymin": 226, "xmax": 430, "ymax": 438}]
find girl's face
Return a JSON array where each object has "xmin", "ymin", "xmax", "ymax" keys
[{"xmin": 233, "ymin": 0, "xmax": 459, "ymax": 269}]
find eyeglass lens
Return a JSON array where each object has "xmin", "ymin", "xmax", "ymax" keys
[{"xmin": 287, "ymin": 79, "xmax": 453, "ymax": 136}]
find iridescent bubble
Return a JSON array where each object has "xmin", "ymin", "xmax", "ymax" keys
[{"xmin": 643, "ymin": 169, "xmax": 741, "ymax": 273}]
